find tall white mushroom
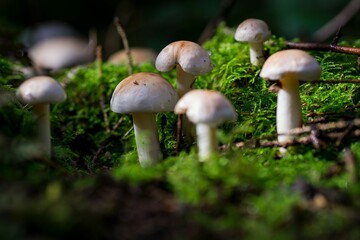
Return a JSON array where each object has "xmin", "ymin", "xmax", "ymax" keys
[
  {"xmin": 16, "ymin": 76, "xmax": 67, "ymax": 158},
  {"xmin": 110, "ymin": 72, "xmax": 178, "ymax": 167},
  {"xmin": 260, "ymin": 49, "xmax": 321, "ymax": 145},
  {"xmin": 155, "ymin": 40, "xmax": 214, "ymax": 144},
  {"xmin": 174, "ymin": 89, "xmax": 237, "ymax": 161},
  {"xmin": 235, "ymin": 18, "xmax": 271, "ymax": 66}
]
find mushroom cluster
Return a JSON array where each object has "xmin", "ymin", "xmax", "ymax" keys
[
  {"xmin": 156, "ymin": 40, "xmax": 214, "ymax": 144},
  {"xmin": 16, "ymin": 18, "xmax": 327, "ymax": 167}
]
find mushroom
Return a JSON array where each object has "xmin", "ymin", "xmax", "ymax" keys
[
  {"xmin": 108, "ymin": 47, "xmax": 157, "ymax": 65},
  {"xmin": 155, "ymin": 40, "xmax": 213, "ymax": 97},
  {"xmin": 174, "ymin": 89, "xmax": 237, "ymax": 161},
  {"xmin": 234, "ymin": 18, "xmax": 271, "ymax": 66},
  {"xmin": 259, "ymin": 49, "xmax": 321, "ymax": 145},
  {"xmin": 110, "ymin": 72, "xmax": 178, "ymax": 167},
  {"xmin": 155, "ymin": 40, "xmax": 214, "ymax": 144},
  {"xmin": 16, "ymin": 76, "xmax": 67, "ymax": 158},
  {"xmin": 28, "ymin": 36, "xmax": 95, "ymax": 74}
]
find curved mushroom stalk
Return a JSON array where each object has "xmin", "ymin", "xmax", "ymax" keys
[
  {"xmin": 176, "ymin": 65, "xmax": 195, "ymax": 98},
  {"xmin": 196, "ymin": 123, "xmax": 217, "ymax": 161},
  {"xmin": 33, "ymin": 104, "xmax": 51, "ymax": 158},
  {"xmin": 249, "ymin": 42, "xmax": 266, "ymax": 66},
  {"xmin": 277, "ymin": 76, "xmax": 302, "ymax": 143}
]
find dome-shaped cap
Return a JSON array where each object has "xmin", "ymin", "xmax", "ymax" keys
[
  {"xmin": 155, "ymin": 41, "xmax": 213, "ymax": 75},
  {"xmin": 235, "ymin": 18, "xmax": 271, "ymax": 43},
  {"xmin": 110, "ymin": 72, "xmax": 178, "ymax": 114},
  {"xmin": 16, "ymin": 76, "xmax": 67, "ymax": 104},
  {"xmin": 260, "ymin": 49, "xmax": 321, "ymax": 81},
  {"xmin": 175, "ymin": 89, "xmax": 237, "ymax": 126},
  {"xmin": 28, "ymin": 36, "xmax": 94, "ymax": 71},
  {"xmin": 108, "ymin": 48, "xmax": 157, "ymax": 65}
]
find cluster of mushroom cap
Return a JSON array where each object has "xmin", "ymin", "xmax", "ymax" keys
[{"xmin": 155, "ymin": 40, "xmax": 214, "ymax": 144}]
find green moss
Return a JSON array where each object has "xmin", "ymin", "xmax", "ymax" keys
[{"xmin": 1, "ymin": 23, "xmax": 360, "ymax": 239}]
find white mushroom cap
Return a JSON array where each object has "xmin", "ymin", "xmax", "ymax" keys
[
  {"xmin": 16, "ymin": 76, "xmax": 67, "ymax": 104},
  {"xmin": 28, "ymin": 36, "xmax": 94, "ymax": 72},
  {"xmin": 175, "ymin": 89, "xmax": 237, "ymax": 126},
  {"xmin": 110, "ymin": 72, "xmax": 178, "ymax": 113},
  {"xmin": 108, "ymin": 48, "xmax": 157, "ymax": 65},
  {"xmin": 235, "ymin": 18, "xmax": 271, "ymax": 43},
  {"xmin": 155, "ymin": 41, "xmax": 213, "ymax": 75},
  {"xmin": 260, "ymin": 49, "xmax": 321, "ymax": 81}
]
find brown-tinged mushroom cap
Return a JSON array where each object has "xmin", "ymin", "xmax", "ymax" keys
[
  {"xmin": 235, "ymin": 18, "xmax": 271, "ymax": 43},
  {"xmin": 108, "ymin": 48, "xmax": 157, "ymax": 65},
  {"xmin": 110, "ymin": 72, "xmax": 178, "ymax": 113},
  {"xmin": 260, "ymin": 49, "xmax": 321, "ymax": 81},
  {"xmin": 175, "ymin": 89, "xmax": 237, "ymax": 126},
  {"xmin": 155, "ymin": 41, "xmax": 213, "ymax": 75},
  {"xmin": 16, "ymin": 76, "xmax": 66, "ymax": 104}
]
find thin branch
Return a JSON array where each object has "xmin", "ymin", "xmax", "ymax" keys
[
  {"xmin": 221, "ymin": 118, "xmax": 360, "ymax": 150},
  {"xmin": 286, "ymin": 41, "xmax": 360, "ymax": 55},
  {"xmin": 343, "ymin": 148, "xmax": 358, "ymax": 183},
  {"xmin": 308, "ymin": 79, "xmax": 360, "ymax": 84},
  {"xmin": 313, "ymin": 0, "xmax": 360, "ymax": 42},
  {"xmin": 114, "ymin": 17, "xmax": 133, "ymax": 75},
  {"xmin": 100, "ymin": 95, "xmax": 110, "ymax": 133}
]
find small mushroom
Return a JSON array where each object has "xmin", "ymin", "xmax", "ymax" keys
[
  {"xmin": 110, "ymin": 72, "xmax": 178, "ymax": 167},
  {"xmin": 108, "ymin": 47, "xmax": 157, "ymax": 65},
  {"xmin": 155, "ymin": 41, "xmax": 214, "ymax": 144},
  {"xmin": 260, "ymin": 49, "xmax": 321, "ymax": 145},
  {"xmin": 155, "ymin": 40, "xmax": 213, "ymax": 97},
  {"xmin": 16, "ymin": 76, "xmax": 67, "ymax": 158},
  {"xmin": 174, "ymin": 89, "xmax": 237, "ymax": 161},
  {"xmin": 234, "ymin": 18, "xmax": 271, "ymax": 66}
]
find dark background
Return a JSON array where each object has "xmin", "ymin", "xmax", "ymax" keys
[{"xmin": 0, "ymin": 0, "xmax": 359, "ymax": 58}]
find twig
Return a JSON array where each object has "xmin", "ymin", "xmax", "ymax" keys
[
  {"xmin": 286, "ymin": 41, "xmax": 360, "ymax": 56},
  {"xmin": 175, "ymin": 114, "xmax": 182, "ymax": 154},
  {"xmin": 197, "ymin": 0, "xmax": 236, "ymax": 44},
  {"xmin": 331, "ymin": 28, "xmax": 343, "ymax": 45},
  {"xmin": 221, "ymin": 118, "xmax": 360, "ymax": 150},
  {"xmin": 96, "ymin": 45, "xmax": 103, "ymax": 76},
  {"xmin": 114, "ymin": 17, "xmax": 133, "ymax": 75},
  {"xmin": 313, "ymin": 0, "xmax": 360, "ymax": 42},
  {"xmin": 343, "ymin": 148, "xmax": 358, "ymax": 183},
  {"xmin": 100, "ymin": 95, "xmax": 110, "ymax": 133},
  {"xmin": 308, "ymin": 79, "xmax": 360, "ymax": 84}
]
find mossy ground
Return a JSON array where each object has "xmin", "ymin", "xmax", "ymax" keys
[{"xmin": 1, "ymin": 24, "xmax": 360, "ymax": 239}]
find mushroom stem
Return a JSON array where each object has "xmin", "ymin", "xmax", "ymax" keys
[
  {"xmin": 196, "ymin": 123, "xmax": 218, "ymax": 161},
  {"xmin": 249, "ymin": 42, "xmax": 265, "ymax": 66},
  {"xmin": 277, "ymin": 76, "xmax": 302, "ymax": 143},
  {"xmin": 176, "ymin": 65, "xmax": 196, "ymax": 144},
  {"xmin": 132, "ymin": 112, "xmax": 162, "ymax": 167},
  {"xmin": 32, "ymin": 104, "xmax": 51, "ymax": 158},
  {"xmin": 176, "ymin": 65, "xmax": 196, "ymax": 97}
]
